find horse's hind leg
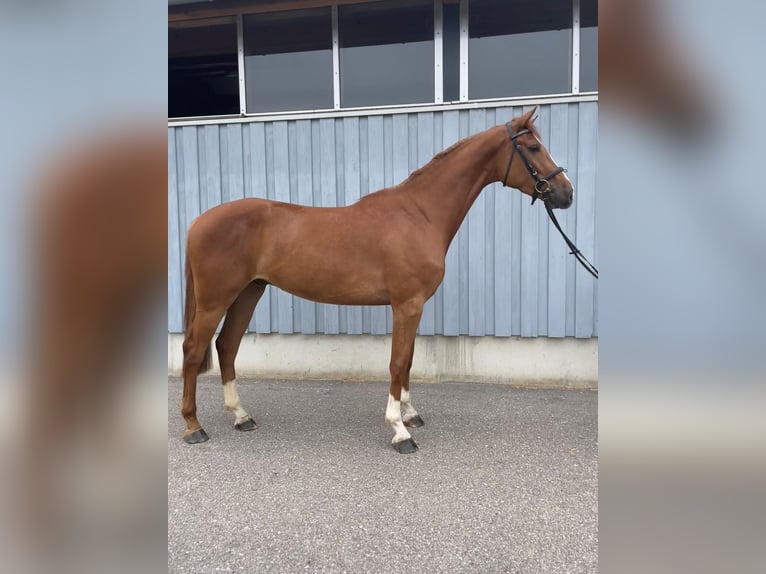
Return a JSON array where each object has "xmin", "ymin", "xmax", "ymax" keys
[
  {"xmin": 216, "ymin": 281, "xmax": 266, "ymax": 431},
  {"xmin": 182, "ymin": 306, "xmax": 227, "ymax": 443},
  {"xmin": 402, "ymin": 339, "xmax": 425, "ymax": 428}
]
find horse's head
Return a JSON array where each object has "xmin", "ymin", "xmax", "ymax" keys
[{"xmin": 501, "ymin": 107, "xmax": 574, "ymax": 210}]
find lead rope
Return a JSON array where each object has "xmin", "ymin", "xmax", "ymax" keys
[
  {"xmin": 504, "ymin": 122, "xmax": 598, "ymax": 279},
  {"xmin": 544, "ymin": 202, "xmax": 599, "ymax": 279}
]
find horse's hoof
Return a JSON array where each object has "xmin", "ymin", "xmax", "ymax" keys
[
  {"xmin": 235, "ymin": 417, "xmax": 258, "ymax": 432},
  {"xmin": 394, "ymin": 438, "xmax": 418, "ymax": 454},
  {"xmin": 404, "ymin": 415, "xmax": 425, "ymax": 428},
  {"xmin": 183, "ymin": 428, "xmax": 210, "ymax": 444}
]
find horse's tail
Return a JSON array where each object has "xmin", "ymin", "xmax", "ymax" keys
[{"xmin": 184, "ymin": 255, "xmax": 212, "ymax": 374}]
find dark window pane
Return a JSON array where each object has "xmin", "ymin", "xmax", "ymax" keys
[
  {"xmin": 169, "ymin": 22, "xmax": 238, "ymax": 118},
  {"xmin": 339, "ymin": 0, "xmax": 434, "ymax": 108},
  {"xmin": 443, "ymin": 2, "xmax": 461, "ymax": 102},
  {"xmin": 580, "ymin": 0, "xmax": 598, "ymax": 92},
  {"xmin": 244, "ymin": 8, "xmax": 333, "ymax": 113},
  {"xmin": 469, "ymin": 0, "xmax": 572, "ymax": 99}
]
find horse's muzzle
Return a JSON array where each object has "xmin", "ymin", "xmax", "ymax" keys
[{"xmin": 549, "ymin": 185, "xmax": 574, "ymax": 209}]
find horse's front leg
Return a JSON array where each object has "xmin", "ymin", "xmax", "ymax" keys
[
  {"xmin": 386, "ymin": 298, "xmax": 424, "ymax": 454},
  {"xmin": 401, "ymin": 338, "xmax": 424, "ymax": 428}
]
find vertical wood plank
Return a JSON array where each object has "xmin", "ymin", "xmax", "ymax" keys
[
  {"xmin": 358, "ymin": 117, "xmax": 370, "ymax": 334},
  {"xmin": 441, "ymin": 111, "xmax": 461, "ymax": 336},
  {"xmin": 181, "ymin": 126, "xmax": 215, "ymax": 330},
  {"xmin": 483, "ymin": 108, "xmax": 496, "ymax": 335},
  {"xmin": 536, "ymin": 105, "xmax": 550, "ymax": 336},
  {"xmin": 319, "ymin": 118, "xmax": 339, "ymax": 334},
  {"xmin": 467, "ymin": 109, "xmax": 486, "ymax": 336},
  {"xmin": 547, "ymin": 104, "xmax": 569, "ymax": 337},
  {"xmin": 565, "ymin": 103, "xmax": 579, "ymax": 337},
  {"xmin": 273, "ymin": 121, "xmax": 294, "ymax": 334},
  {"xmin": 181, "ymin": 126, "xmax": 200, "ymax": 229},
  {"xmin": 432, "ymin": 113, "xmax": 445, "ymax": 335},
  {"xmin": 367, "ymin": 115, "xmax": 387, "ymax": 335},
  {"xmin": 264, "ymin": 124, "xmax": 279, "ymax": 332},
  {"xmin": 383, "ymin": 114, "xmax": 395, "ymax": 334},
  {"xmin": 174, "ymin": 130, "xmax": 189, "ymax": 328},
  {"xmin": 417, "ymin": 112, "xmax": 436, "ymax": 335},
  {"xmin": 510, "ymin": 107, "xmax": 523, "ymax": 335},
  {"xmin": 201, "ymin": 125, "xmax": 222, "ymax": 212},
  {"xmin": 339, "ymin": 117, "xmax": 363, "ymax": 334},
  {"xmin": 519, "ymin": 105, "xmax": 539, "ymax": 337},
  {"xmin": 248, "ymin": 123, "xmax": 268, "ymax": 199},
  {"xmin": 333, "ymin": 119, "xmax": 348, "ymax": 333},
  {"xmin": 295, "ymin": 119, "xmax": 316, "ymax": 334},
  {"xmin": 391, "ymin": 113, "xmax": 410, "ymax": 335},
  {"xmin": 310, "ymin": 120, "xmax": 325, "ymax": 334},
  {"xmin": 287, "ymin": 121, "xmax": 301, "ymax": 333},
  {"xmin": 493, "ymin": 107, "xmax": 514, "ymax": 336},
  {"xmin": 168, "ymin": 130, "xmax": 183, "ymax": 332},
  {"xmin": 392, "ymin": 114, "xmax": 410, "ymax": 183},
  {"xmin": 458, "ymin": 109, "xmax": 470, "ymax": 334},
  {"xmin": 222, "ymin": 124, "xmax": 245, "ymax": 203},
  {"xmin": 249, "ymin": 123, "xmax": 271, "ymax": 333},
  {"xmin": 575, "ymin": 102, "xmax": 597, "ymax": 338}
]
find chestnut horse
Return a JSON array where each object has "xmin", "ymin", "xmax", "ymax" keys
[{"xmin": 181, "ymin": 107, "xmax": 573, "ymax": 453}]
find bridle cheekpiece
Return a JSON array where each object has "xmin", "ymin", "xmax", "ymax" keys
[{"xmin": 502, "ymin": 122, "xmax": 598, "ymax": 279}]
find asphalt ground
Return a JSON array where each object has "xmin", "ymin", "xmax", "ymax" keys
[{"xmin": 168, "ymin": 376, "xmax": 598, "ymax": 573}]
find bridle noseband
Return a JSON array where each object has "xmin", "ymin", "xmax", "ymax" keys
[
  {"xmin": 502, "ymin": 122, "xmax": 598, "ymax": 279},
  {"xmin": 502, "ymin": 123, "xmax": 566, "ymax": 205}
]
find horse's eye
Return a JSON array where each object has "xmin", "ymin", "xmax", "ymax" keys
[{"xmin": 528, "ymin": 145, "xmax": 541, "ymax": 152}]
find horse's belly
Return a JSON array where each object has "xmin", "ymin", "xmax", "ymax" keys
[
  {"xmin": 270, "ymin": 274, "xmax": 390, "ymax": 306},
  {"xmin": 258, "ymin": 257, "xmax": 390, "ymax": 306}
]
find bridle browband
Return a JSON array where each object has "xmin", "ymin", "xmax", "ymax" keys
[{"xmin": 503, "ymin": 122, "xmax": 599, "ymax": 279}]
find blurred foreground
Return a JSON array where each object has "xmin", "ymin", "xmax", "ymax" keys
[
  {"xmin": 0, "ymin": 1, "xmax": 168, "ymax": 573},
  {"xmin": 600, "ymin": 0, "xmax": 766, "ymax": 572}
]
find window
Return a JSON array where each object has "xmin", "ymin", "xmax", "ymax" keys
[
  {"xmin": 244, "ymin": 8, "xmax": 334, "ymax": 113},
  {"xmin": 168, "ymin": 1, "xmax": 596, "ymax": 119},
  {"xmin": 339, "ymin": 0, "xmax": 434, "ymax": 108},
  {"xmin": 580, "ymin": 0, "xmax": 598, "ymax": 92},
  {"xmin": 168, "ymin": 20, "xmax": 239, "ymax": 118},
  {"xmin": 468, "ymin": 0, "xmax": 573, "ymax": 99}
]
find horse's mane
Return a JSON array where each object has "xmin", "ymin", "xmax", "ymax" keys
[
  {"xmin": 400, "ymin": 120, "xmax": 538, "ymax": 184},
  {"xmin": 401, "ymin": 131, "xmax": 481, "ymax": 183}
]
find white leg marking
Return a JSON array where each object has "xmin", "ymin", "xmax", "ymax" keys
[
  {"xmin": 385, "ymin": 394, "xmax": 412, "ymax": 444},
  {"xmin": 223, "ymin": 380, "xmax": 251, "ymax": 424},
  {"xmin": 401, "ymin": 389, "xmax": 419, "ymax": 423}
]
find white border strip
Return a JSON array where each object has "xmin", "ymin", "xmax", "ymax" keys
[
  {"xmin": 434, "ymin": 0, "xmax": 443, "ymax": 104},
  {"xmin": 168, "ymin": 92, "xmax": 598, "ymax": 127},
  {"xmin": 572, "ymin": 0, "xmax": 581, "ymax": 94},
  {"xmin": 331, "ymin": 5, "xmax": 341, "ymax": 109},
  {"xmin": 459, "ymin": 0, "xmax": 468, "ymax": 102},
  {"xmin": 236, "ymin": 14, "xmax": 246, "ymax": 115}
]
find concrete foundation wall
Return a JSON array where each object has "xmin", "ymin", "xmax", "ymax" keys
[{"xmin": 168, "ymin": 334, "xmax": 597, "ymax": 389}]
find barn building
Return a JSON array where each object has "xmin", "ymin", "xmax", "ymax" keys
[{"xmin": 167, "ymin": 0, "xmax": 598, "ymax": 386}]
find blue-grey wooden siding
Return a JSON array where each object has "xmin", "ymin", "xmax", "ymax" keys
[{"xmin": 168, "ymin": 102, "xmax": 598, "ymax": 337}]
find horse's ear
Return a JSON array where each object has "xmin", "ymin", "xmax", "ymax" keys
[{"xmin": 523, "ymin": 106, "xmax": 538, "ymax": 127}]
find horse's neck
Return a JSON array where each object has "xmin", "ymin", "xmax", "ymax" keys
[{"xmin": 405, "ymin": 127, "xmax": 505, "ymax": 250}]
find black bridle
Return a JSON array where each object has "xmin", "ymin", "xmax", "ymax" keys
[{"xmin": 503, "ymin": 123, "xmax": 599, "ymax": 279}]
